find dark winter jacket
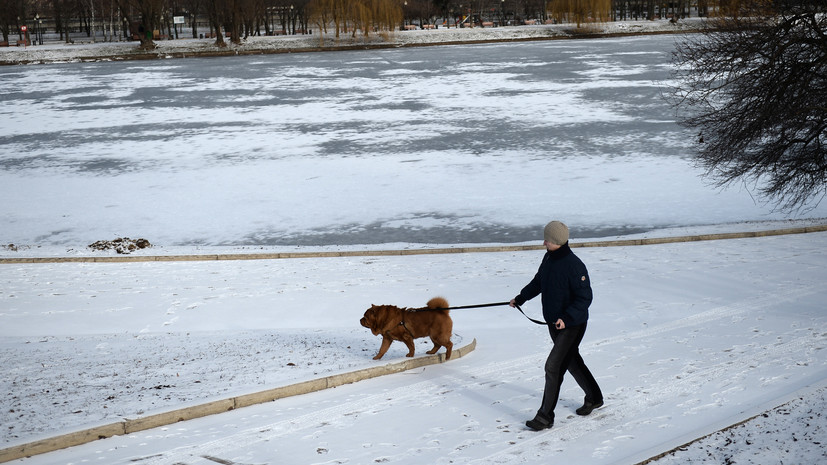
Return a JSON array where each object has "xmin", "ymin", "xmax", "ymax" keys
[{"xmin": 514, "ymin": 242, "xmax": 592, "ymax": 327}]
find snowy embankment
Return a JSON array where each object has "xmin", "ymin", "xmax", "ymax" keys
[
  {"xmin": 2, "ymin": 225, "xmax": 826, "ymax": 464},
  {"xmin": 0, "ymin": 18, "xmax": 703, "ymax": 65}
]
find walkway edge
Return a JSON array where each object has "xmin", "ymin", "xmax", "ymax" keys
[
  {"xmin": 0, "ymin": 339, "xmax": 476, "ymax": 463},
  {"xmin": 631, "ymin": 380, "xmax": 827, "ymax": 465},
  {"xmin": 2, "ymin": 224, "xmax": 826, "ymax": 264}
]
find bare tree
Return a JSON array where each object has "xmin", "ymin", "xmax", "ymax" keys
[
  {"xmin": 178, "ymin": 0, "xmax": 204, "ymax": 37},
  {"xmin": 308, "ymin": 0, "xmax": 399, "ymax": 40},
  {"xmin": 204, "ymin": 0, "xmax": 227, "ymax": 45},
  {"xmin": 668, "ymin": 0, "xmax": 827, "ymax": 211},
  {"xmin": 548, "ymin": 0, "xmax": 611, "ymax": 28},
  {"xmin": 0, "ymin": 0, "xmax": 25, "ymax": 43},
  {"xmin": 120, "ymin": 0, "xmax": 165, "ymax": 48}
]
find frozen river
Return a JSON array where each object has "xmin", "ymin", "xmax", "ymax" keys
[{"xmin": 1, "ymin": 35, "xmax": 824, "ymax": 247}]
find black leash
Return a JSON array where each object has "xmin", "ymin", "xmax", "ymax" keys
[
  {"xmin": 411, "ymin": 301, "xmax": 547, "ymax": 326},
  {"xmin": 511, "ymin": 303, "xmax": 548, "ymax": 326}
]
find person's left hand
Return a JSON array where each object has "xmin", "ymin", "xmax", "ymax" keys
[{"xmin": 555, "ymin": 318, "xmax": 565, "ymax": 330}]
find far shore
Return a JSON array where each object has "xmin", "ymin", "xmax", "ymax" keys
[{"xmin": 0, "ymin": 18, "xmax": 706, "ymax": 65}]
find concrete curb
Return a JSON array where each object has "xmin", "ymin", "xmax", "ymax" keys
[
  {"xmin": 2, "ymin": 224, "xmax": 826, "ymax": 264},
  {"xmin": 0, "ymin": 339, "xmax": 476, "ymax": 463},
  {"xmin": 632, "ymin": 413, "xmax": 766, "ymax": 465}
]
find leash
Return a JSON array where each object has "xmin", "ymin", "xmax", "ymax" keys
[
  {"xmin": 511, "ymin": 303, "xmax": 548, "ymax": 326},
  {"xmin": 410, "ymin": 301, "xmax": 547, "ymax": 326}
]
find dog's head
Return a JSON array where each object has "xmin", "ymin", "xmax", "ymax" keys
[{"xmin": 360, "ymin": 305, "xmax": 397, "ymax": 335}]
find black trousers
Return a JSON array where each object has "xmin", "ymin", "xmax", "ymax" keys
[{"xmin": 538, "ymin": 322, "xmax": 603, "ymax": 420}]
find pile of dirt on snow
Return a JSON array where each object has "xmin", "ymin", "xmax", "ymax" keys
[{"xmin": 88, "ymin": 237, "xmax": 151, "ymax": 254}]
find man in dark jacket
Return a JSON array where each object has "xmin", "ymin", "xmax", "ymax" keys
[{"xmin": 510, "ymin": 220, "xmax": 604, "ymax": 431}]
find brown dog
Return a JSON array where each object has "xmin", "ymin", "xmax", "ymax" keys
[{"xmin": 360, "ymin": 297, "xmax": 453, "ymax": 360}]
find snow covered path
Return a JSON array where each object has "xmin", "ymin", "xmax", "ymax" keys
[{"xmin": 6, "ymin": 230, "xmax": 826, "ymax": 464}]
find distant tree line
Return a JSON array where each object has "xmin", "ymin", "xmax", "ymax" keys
[{"xmin": 1, "ymin": 0, "xmax": 763, "ymax": 48}]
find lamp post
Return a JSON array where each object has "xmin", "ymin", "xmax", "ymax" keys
[{"xmin": 36, "ymin": 15, "xmax": 44, "ymax": 45}]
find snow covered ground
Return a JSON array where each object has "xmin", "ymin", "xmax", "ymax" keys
[
  {"xmin": 2, "ymin": 17, "xmax": 826, "ymax": 465},
  {"xmin": 2, "ymin": 226, "xmax": 826, "ymax": 464}
]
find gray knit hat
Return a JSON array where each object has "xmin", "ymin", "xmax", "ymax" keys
[{"xmin": 543, "ymin": 221, "xmax": 569, "ymax": 245}]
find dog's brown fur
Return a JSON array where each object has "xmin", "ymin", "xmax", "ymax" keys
[{"xmin": 360, "ymin": 297, "xmax": 453, "ymax": 360}]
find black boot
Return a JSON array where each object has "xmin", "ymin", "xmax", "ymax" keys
[
  {"xmin": 576, "ymin": 399, "xmax": 604, "ymax": 416},
  {"xmin": 525, "ymin": 411, "xmax": 553, "ymax": 431}
]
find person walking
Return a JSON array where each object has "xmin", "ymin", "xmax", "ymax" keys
[{"xmin": 509, "ymin": 220, "xmax": 604, "ymax": 431}]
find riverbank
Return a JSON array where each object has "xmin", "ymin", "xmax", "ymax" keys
[
  {"xmin": 0, "ymin": 18, "xmax": 704, "ymax": 65},
  {"xmin": 2, "ymin": 228, "xmax": 825, "ymax": 464}
]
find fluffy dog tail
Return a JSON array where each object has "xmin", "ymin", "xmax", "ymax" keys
[{"xmin": 427, "ymin": 297, "xmax": 449, "ymax": 311}]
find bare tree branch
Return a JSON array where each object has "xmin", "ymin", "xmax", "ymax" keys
[{"xmin": 668, "ymin": 0, "xmax": 827, "ymax": 212}]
